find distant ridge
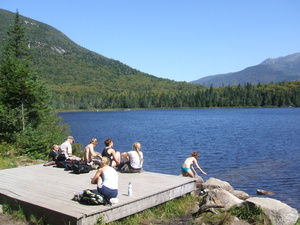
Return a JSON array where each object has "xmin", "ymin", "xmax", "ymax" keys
[{"xmin": 191, "ymin": 52, "xmax": 300, "ymax": 87}]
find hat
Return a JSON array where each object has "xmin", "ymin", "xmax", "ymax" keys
[{"xmin": 67, "ymin": 136, "xmax": 75, "ymax": 142}]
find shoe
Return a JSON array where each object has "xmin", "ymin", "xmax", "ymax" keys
[{"xmin": 97, "ymin": 195, "xmax": 104, "ymax": 203}]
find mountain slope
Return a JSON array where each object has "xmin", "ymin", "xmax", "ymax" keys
[
  {"xmin": 191, "ymin": 52, "xmax": 300, "ymax": 87},
  {"xmin": 0, "ymin": 9, "xmax": 201, "ymax": 95}
]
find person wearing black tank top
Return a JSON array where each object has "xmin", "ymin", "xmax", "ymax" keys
[{"xmin": 102, "ymin": 138, "xmax": 120, "ymax": 168}]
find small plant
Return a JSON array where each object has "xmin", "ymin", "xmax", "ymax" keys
[
  {"xmin": 2, "ymin": 204, "xmax": 27, "ymax": 221},
  {"xmin": 229, "ymin": 204, "xmax": 271, "ymax": 225}
]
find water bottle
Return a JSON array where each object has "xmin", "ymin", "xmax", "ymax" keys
[{"xmin": 128, "ymin": 182, "xmax": 132, "ymax": 196}]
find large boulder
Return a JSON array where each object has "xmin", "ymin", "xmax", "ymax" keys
[
  {"xmin": 202, "ymin": 177, "xmax": 234, "ymax": 192},
  {"xmin": 202, "ymin": 188, "xmax": 243, "ymax": 211},
  {"xmin": 246, "ymin": 197, "xmax": 299, "ymax": 225}
]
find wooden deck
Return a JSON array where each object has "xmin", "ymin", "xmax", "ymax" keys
[{"xmin": 0, "ymin": 164, "xmax": 196, "ymax": 225}]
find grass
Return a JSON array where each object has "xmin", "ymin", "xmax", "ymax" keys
[
  {"xmin": 229, "ymin": 204, "xmax": 271, "ymax": 225},
  {"xmin": 103, "ymin": 194, "xmax": 199, "ymax": 225},
  {"xmin": 0, "ymin": 156, "xmax": 18, "ymax": 169},
  {"xmin": 2, "ymin": 204, "xmax": 44, "ymax": 225}
]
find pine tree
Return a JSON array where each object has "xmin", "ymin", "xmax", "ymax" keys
[{"xmin": 0, "ymin": 11, "xmax": 51, "ymax": 141}]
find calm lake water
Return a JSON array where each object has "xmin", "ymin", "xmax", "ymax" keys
[{"xmin": 58, "ymin": 108, "xmax": 300, "ymax": 211}]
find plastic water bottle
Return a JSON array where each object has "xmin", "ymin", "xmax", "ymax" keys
[{"xmin": 128, "ymin": 182, "xmax": 132, "ymax": 196}]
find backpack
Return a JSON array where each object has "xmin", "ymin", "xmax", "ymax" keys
[
  {"xmin": 56, "ymin": 159, "xmax": 76, "ymax": 169},
  {"xmin": 72, "ymin": 161, "xmax": 92, "ymax": 174},
  {"xmin": 76, "ymin": 189, "xmax": 107, "ymax": 205}
]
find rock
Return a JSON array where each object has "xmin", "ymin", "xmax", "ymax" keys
[
  {"xmin": 201, "ymin": 188, "xmax": 243, "ymax": 211},
  {"xmin": 194, "ymin": 175, "xmax": 204, "ymax": 188},
  {"xmin": 231, "ymin": 216, "xmax": 251, "ymax": 225},
  {"xmin": 202, "ymin": 177, "xmax": 234, "ymax": 192},
  {"xmin": 246, "ymin": 197, "xmax": 299, "ymax": 225},
  {"xmin": 230, "ymin": 190, "xmax": 250, "ymax": 200},
  {"xmin": 256, "ymin": 189, "xmax": 275, "ymax": 195},
  {"xmin": 190, "ymin": 203, "xmax": 200, "ymax": 214}
]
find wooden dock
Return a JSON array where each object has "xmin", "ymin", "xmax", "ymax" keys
[{"xmin": 0, "ymin": 164, "xmax": 196, "ymax": 224}]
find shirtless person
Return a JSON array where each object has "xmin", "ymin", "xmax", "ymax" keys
[
  {"xmin": 84, "ymin": 138, "xmax": 102, "ymax": 163},
  {"xmin": 181, "ymin": 152, "xmax": 207, "ymax": 178}
]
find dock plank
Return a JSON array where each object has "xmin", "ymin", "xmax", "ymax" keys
[{"xmin": 0, "ymin": 164, "xmax": 196, "ymax": 224}]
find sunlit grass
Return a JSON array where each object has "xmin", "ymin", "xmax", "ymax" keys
[{"xmin": 104, "ymin": 194, "xmax": 199, "ymax": 225}]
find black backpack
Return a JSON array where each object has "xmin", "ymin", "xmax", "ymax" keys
[{"xmin": 72, "ymin": 161, "xmax": 92, "ymax": 174}]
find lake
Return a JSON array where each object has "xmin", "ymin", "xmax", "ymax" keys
[{"xmin": 58, "ymin": 108, "xmax": 300, "ymax": 211}]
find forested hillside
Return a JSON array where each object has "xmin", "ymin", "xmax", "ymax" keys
[{"xmin": 0, "ymin": 9, "xmax": 202, "ymax": 109}]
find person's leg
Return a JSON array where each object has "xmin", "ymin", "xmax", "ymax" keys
[
  {"xmin": 121, "ymin": 152, "xmax": 129, "ymax": 162},
  {"xmin": 186, "ymin": 169, "xmax": 194, "ymax": 178},
  {"xmin": 101, "ymin": 185, "xmax": 118, "ymax": 202}
]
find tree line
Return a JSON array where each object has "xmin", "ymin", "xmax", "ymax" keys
[{"xmin": 51, "ymin": 81, "xmax": 300, "ymax": 110}]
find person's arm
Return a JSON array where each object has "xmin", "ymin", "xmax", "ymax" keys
[
  {"xmin": 90, "ymin": 146, "xmax": 101, "ymax": 158},
  {"xmin": 111, "ymin": 149, "xmax": 120, "ymax": 165},
  {"xmin": 191, "ymin": 165, "xmax": 197, "ymax": 175},
  {"xmin": 121, "ymin": 152, "xmax": 129, "ymax": 161},
  {"xmin": 194, "ymin": 159, "xmax": 207, "ymax": 175},
  {"xmin": 91, "ymin": 168, "xmax": 102, "ymax": 184}
]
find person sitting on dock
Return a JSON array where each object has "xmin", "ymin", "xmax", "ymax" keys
[
  {"xmin": 91, "ymin": 156, "xmax": 118, "ymax": 204},
  {"xmin": 83, "ymin": 138, "xmax": 102, "ymax": 164},
  {"xmin": 48, "ymin": 144, "xmax": 60, "ymax": 161},
  {"xmin": 181, "ymin": 152, "xmax": 207, "ymax": 178},
  {"xmin": 102, "ymin": 138, "xmax": 120, "ymax": 168},
  {"xmin": 59, "ymin": 136, "xmax": 78, "ymax": 160},
  {"xmin": 120, "ymin": 142, "xmax": 144, "ymax": 173}
]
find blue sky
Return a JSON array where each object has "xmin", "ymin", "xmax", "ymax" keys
[{"xmin": 1, "ymin": 0, "xmax": 300, "ymax": 82}]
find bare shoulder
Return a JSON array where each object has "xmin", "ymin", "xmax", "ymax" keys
[{"xmin": 108, "ymin": 148, "xmax": 116, "ymax": 153}]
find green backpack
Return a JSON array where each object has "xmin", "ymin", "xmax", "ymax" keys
[{"xmin": 75, "ymin": 189, "xmax": 107, "ymax": 205}]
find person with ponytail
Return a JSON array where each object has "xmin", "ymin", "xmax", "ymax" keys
[{"xmin": 119, "ymin": 142, "xmax": 144, "ymax": 173}]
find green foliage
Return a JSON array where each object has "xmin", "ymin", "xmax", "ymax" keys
[
  {"xmin": 2, "ymin": 204, "xmax": 27, "ymax": 222},
  {"xmin": 197, "ymin": 212, "xmax": 234, "ymax": 225},
  {"xmin": 0, "ymin": 11, "xmax": 70, "ymax": 160},
  {"xmin": 49, "ymin": 81, "xmax": 300, "ymax": 110},
  {"xmin": 73, "ymin": 143, "xmax": 84, "ymax": 158},
  {"xmin": 229, "ymin": 204, "xmax": 271, "ymax": 225},
  {"xmin": 2, "ymin": 204, "xmax": 44, "ymax": 224},
  {"xmin": 14, "ymin": 114, "xmax": 69, "ymax": 159},
  {"xmin": 107, "ymin": 194, "xmax": 198, "ymax": 225},
  {"xmin": 0, "ymin": 156, "xmax": 18, "ymax": 169}
]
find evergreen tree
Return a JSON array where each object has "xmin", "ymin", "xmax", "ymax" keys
[
  {"xmin": 0, "ymin": 11, "xmax": 49, "ymax": 139},
  {"xmin": 0, "ymin": 11, "xmax": 68, "ymax": 158}
]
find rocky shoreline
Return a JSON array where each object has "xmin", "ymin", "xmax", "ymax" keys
[{"xmin": 193, "ymin": 177, "xmax": 299, "ymax": 225}]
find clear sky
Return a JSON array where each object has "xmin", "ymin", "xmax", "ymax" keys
[{"xmin": 1, "ymin": 0, "xmax": 300, "ymax": 82}]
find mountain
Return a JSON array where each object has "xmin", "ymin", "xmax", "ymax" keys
[
  {"xmin": 191, "ymin": 52, "xmax": 300, "ymax": 87},
  {"xmin": 0, "ymin": 9, "xmax": 201, "ymax": 96}
]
